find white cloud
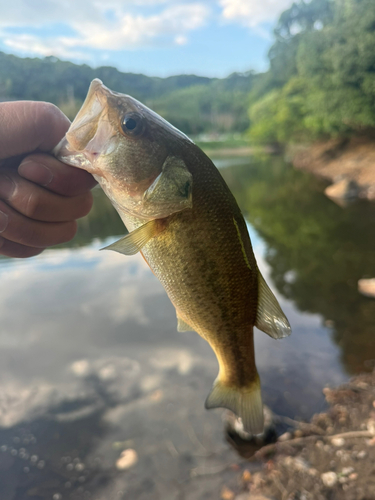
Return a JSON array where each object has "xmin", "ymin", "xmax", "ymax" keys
[
  {"xmin": 220, "ymin": 0, "xmax": 293, "ymax": 27},
  {"xmin": 0, "ymin": 1, "xmax": 209, "ymax": 59},
  {"xmin": 75, "ymin": 4, "xmax": 209, "ymax": 50},
  {"xmin": 174, "ymin": 35, "xmax": 188, "ymax": 45},
  {"xmin": 3, "ymin": 34, "xmax": 89, "ymax": 60}
]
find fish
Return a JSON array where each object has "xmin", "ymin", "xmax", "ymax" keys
[{"xmin": 54, "ymin": 79, "xmax": 291, "ymax": 434}]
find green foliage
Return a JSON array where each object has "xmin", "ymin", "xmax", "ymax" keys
[
  {"xmin": 249, "ymin": 78, "xmax": 308, "ymax": 143},
  {"xmin": 248, "ymin": 0, "xmax": 375, "ymax": 143},
  {"xmin": 0, "ymin": 52, "xmax": 253, "ymax": 135},
  {"xmin": 151, "ymin": 76, "xmax": 253, "ymax": 135}
]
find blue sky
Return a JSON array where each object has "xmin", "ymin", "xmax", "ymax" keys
[{"xmin": 0, "ymin": 0, "xmax": 294, "ymax": 77}]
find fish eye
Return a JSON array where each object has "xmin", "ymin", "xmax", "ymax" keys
[{"xmin": 121, "ymin": 113, "xmax": 144, "ymax": 136}]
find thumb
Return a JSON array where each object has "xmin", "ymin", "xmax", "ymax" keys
[{"xmin": 0, "ymin": 101, "xmax": 70, "ymax": 160}]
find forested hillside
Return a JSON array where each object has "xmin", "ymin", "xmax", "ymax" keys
[
  {"xmin": 1, "ymin": 0, "xmax": 373, "ymax": 143},
  {"xmin": 248, "ymin": 0, "xmax": 375, "ymax": 144},
  {"xmin": 0, "ymin": 51, "xmax": 254, "ymax": 135}
]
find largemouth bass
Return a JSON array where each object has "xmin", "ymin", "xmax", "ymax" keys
[{"xmin": 54, "ymin": 79, "xmax": 291, "ymax": 434}]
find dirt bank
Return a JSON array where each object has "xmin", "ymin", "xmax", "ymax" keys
[
  {"xmin": 221, "ymin": 370, "xmax": 375, "ymax": 500},
  {"xmin": 292, "ymin": 137, "xmax": 375, "ymax": 202}
]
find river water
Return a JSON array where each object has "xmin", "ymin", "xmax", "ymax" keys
[{"xmin": 0, "ymin": 154, "xmax": 374, "ymax": 499}]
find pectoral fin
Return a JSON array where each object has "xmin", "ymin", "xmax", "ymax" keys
[
  {"xmin": 255, "ymin": 270, "xmax": 291, "ymax": 339},
  {"xmin": 176, "ymin": 314, "xmax": 195, "ymax": 332},
  {"xmin": 142, "ymin": 156, "xmax": 193, "ymax": 218},
  {"xmin": 101, "ymin": 219, "xmax": 162, "ymax": 255}
]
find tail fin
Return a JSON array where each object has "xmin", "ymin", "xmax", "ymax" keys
[{"xmin": 205, "ymin": 374, "xmax": 264, "ymax": 435}]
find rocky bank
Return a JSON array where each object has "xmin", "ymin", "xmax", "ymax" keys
[
  {"xmin": 220, "ymin": 370, "xmax": 375, "ymax": 500},
  {"xmin": 292, "ymin": 137, "xmax": 375, "ymax": 202}
]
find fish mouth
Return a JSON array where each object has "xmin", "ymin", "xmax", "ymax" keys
[{"xmin": 53, "ymin": 79, "xmax": 118, "ymax": 174}]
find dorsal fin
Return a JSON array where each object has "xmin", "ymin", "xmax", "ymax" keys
[{"xmin": 255, "ymin": 270, "xmax": 291, "ymax": 339}]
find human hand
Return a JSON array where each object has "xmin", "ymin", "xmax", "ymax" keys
[{"xmin": 0, "ymin": 101, "xmax": 97, "ymax": 258}]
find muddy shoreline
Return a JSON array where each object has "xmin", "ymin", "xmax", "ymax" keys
[{"xmin": 291, "ymin": 137, "xmax": 375, "ymax": 202}]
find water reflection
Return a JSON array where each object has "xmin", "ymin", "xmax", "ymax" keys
[
  {"xmin": 221, "ymin": 155, "xmax": 375, "ymax": 375},
  {"xmin": 0, "ymin": 154, "xmax": 374, "ymax": 498}
]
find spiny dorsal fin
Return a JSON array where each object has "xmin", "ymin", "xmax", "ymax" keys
[
  {"xmin": 205, "ymin": 374, "xmax": 264, "ymax": 435},
  {"xmin": 100, "ymin": 219, "xmax": 161, "ymax": 255},
  {"xmin": 255, "ymin": 270, "xmax": 291, "ymax": 339},
  {"xmin": 177, "ymin": 314, "xmax": 195, "ymax": 332}
]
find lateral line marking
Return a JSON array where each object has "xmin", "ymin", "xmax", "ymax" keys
[{"xmin": 233, "ymin": 218, "xmax": 252, "ymax": 271}]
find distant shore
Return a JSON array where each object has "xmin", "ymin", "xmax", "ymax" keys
[
  {"xmin": 291, "ymin": 137, "xmax": 375, "ymax": 202},
  {"xmin": 202, "ymin": 137, "xmax": 375, "ymax": 203},
  {"xmin": 200, "ymin": 144, "xmax": 277, "ymax": 157},
  {"xmin": 202, "ymin": 146, "xmax": 256, "ymax": 157}
]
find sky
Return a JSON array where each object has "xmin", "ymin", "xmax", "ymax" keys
[{"xmin": 0, "ymin": 0, "xmax": 294, "ymax": 77}]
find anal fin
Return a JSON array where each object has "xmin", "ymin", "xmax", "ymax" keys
[
  {"xmin": 255, "ymin": 270, "xmax": 291, "ymax": 339},
  {"xmin": 101, "ymin": 219, "xmax": 162, "ymax": 255},
  {"xmin": 177, "ymin": 313, "xmax": 195, "ymax": 332}
]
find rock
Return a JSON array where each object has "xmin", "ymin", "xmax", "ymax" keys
[
  {"xmin": 224, "ymin": 406, "xmax": 277, "ymax": 458},
  {"xmin": 349, "ymin": 472, "xmax": 358, "ymax": 480},
  {"xmin": 282, "ymin": 456, "xmax": 309, "ymax": 471},
  {"xmin": 325, "ymin": 178, "xmax": 360, "ymax": 201},
  {"xmin": 341, "ymin": 467, "xmax": 354, "ymax": 476},
  {"xmin": 116, "ymin": 449, "xmax": 138, "ymax": 470},
  {"xmin": 321, "ymin": 471, "xmax": 338, "ymax": 488},
  {"xmin": 251, "ymin": 472, "xmax": 265, "ymax": 488},
  {"xmin": 367, "ymin": 418, "xmax": 375, "ymax": 435},
  {"xmin": 242, "ymin": 470, "xmax": 252, "ymax": 482},
  {"xmin": 221, "ymin": 486, "xmax": 235, "ymax": 500},
  {"xmin": 224, "ymin": 405, "xmax": 275, "ymax": 440},
  {"xmin": 308, "ymin": 468, "xmax": 319, "ymax": 476},
  {"xmin": 278, "ymin": 432, "xmax": 292, "ymax": 442},
  {"xmin": 294, "ymin": 457, "xmax": 309, "ymax": 471},
  {"xmin": 332, "ymin": 437, "xmax": 345, "ymax": 447},
  {"xmin": 358, "ymin": 279, "xmax": 375, "ymax": 299},
  {"xmin": 357, "ymin": 450, "xmax": 367, "ymax": 459}
]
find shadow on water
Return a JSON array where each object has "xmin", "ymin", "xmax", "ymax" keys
[{"xmin": 0, "ymin": 154, "xmax": 375, "ymax": 498}]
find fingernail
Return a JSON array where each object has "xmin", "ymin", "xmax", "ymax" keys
[
  {"xmin": 0, "ymin": 174, "xmax": 16, "ymax": 199},
  {"xmin": 0, "ymin": 210, "xmax": 9, "ymax": 233},
  {"xmin": 19, "ymin": 160, "xmax": 53, "ymax": 186}
]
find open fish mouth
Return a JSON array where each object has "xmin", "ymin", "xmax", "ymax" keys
[{"xmin": 53, "ymin": 79, "xmax": 119, "ymax": 174}]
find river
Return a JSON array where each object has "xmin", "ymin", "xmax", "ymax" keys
[{"xmin": 0, "ymin": 153, "xmax": 374, "ymax": 499}]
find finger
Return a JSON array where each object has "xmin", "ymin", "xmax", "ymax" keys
[
  {"xmin": 18, "ymin": 154, "xmax": 97, "ymax": 197},
  {"xmin": 0, "ymin": 201, "xmax": 77, "ymax": 248},
  {"xmin": 0, "ymin": 101, "xmax": 70, "ymax": 160},
  {"xmin": 0, "ymin": 170, "xmax": 93, "ymax": 222},
  {"xmin": 0, "ymin": 236, "xmax": 44, "ymax": 259}
]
